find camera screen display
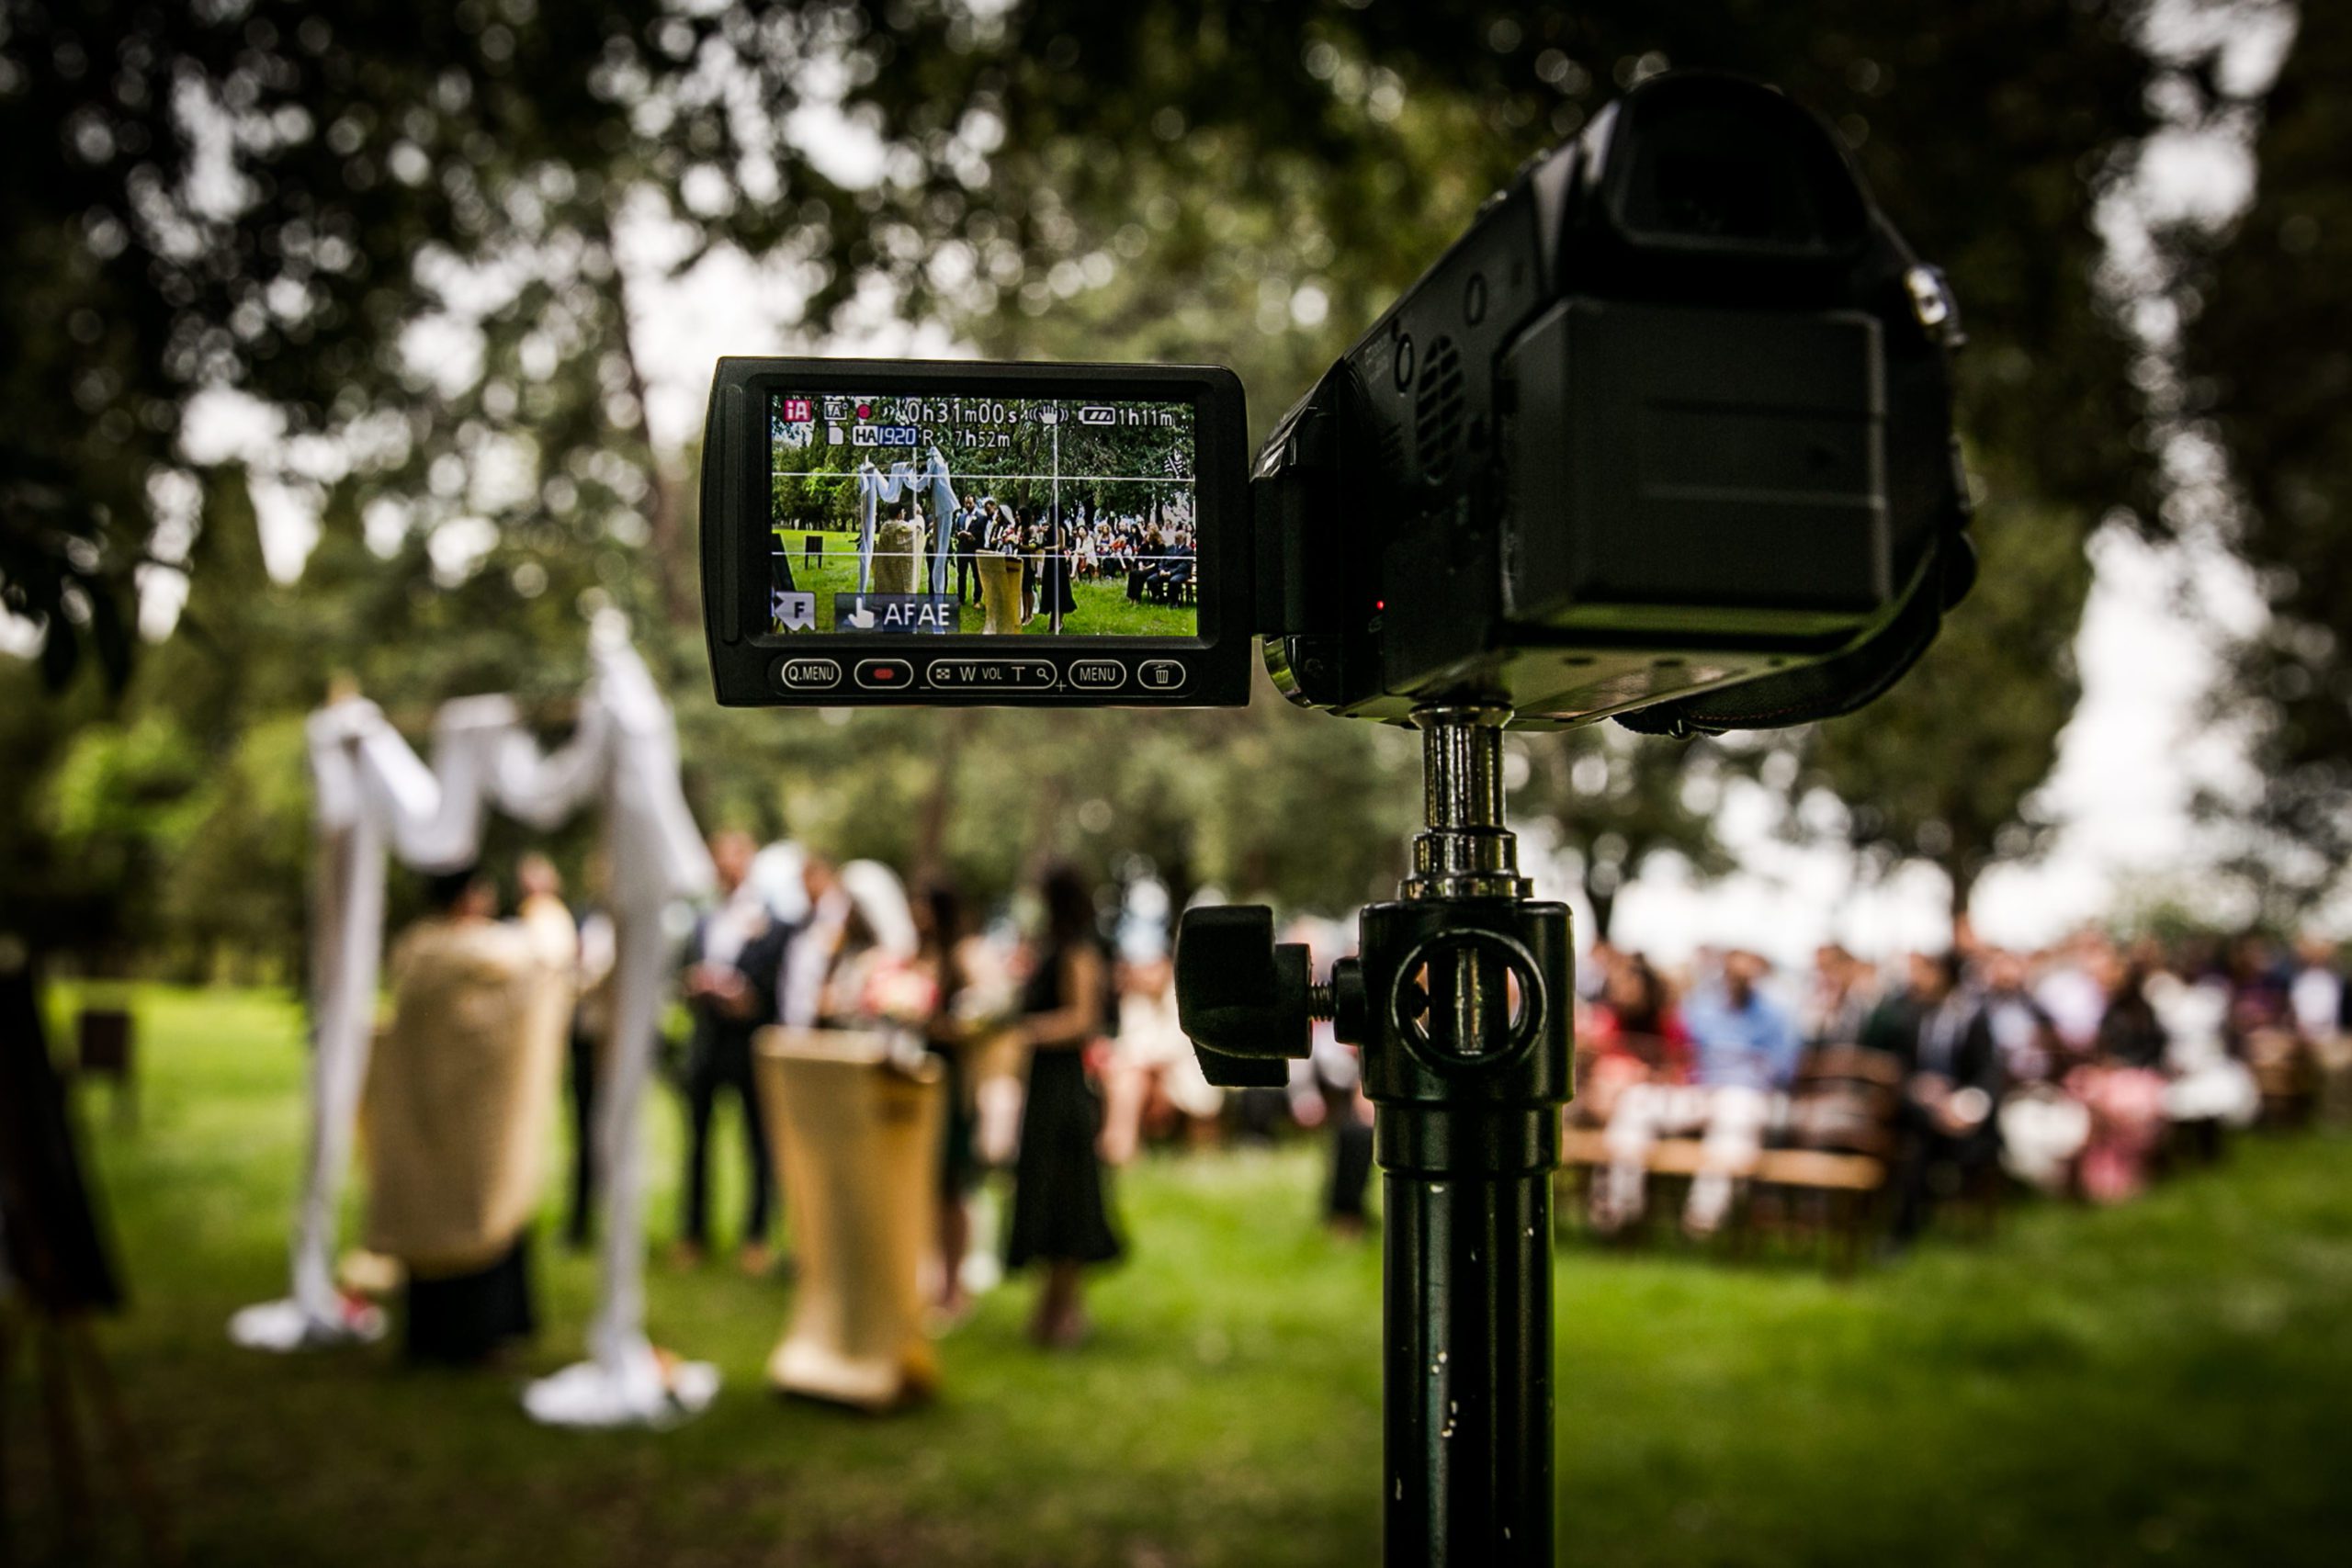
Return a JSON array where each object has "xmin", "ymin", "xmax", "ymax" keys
[{"xmin": 764, "ymin": 390, "xmax": 1198, "ymax": 638}]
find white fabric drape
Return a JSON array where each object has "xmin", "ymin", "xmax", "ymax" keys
[
  {"xmin": 854, "ymin": 447, "xmax": 960, "ymax": 593},
  {"xmin": 254, "ymin": 617, "xmax": 716, "ymax": 1413}
]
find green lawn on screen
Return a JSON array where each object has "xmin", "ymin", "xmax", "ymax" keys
[
  {"xmin": 14, "ymin": 984, "xmax": 2352, "ymax": 1567},
  {"xmin": 773, "ymin": 530, "xmax": 1194, "ymax": 638}
]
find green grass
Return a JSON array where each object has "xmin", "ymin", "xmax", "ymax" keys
[
  {"xmin": 12, "ymin": 985, "xmax": 2352, "ymax": 1566},
  {"xmin": 773, "ymin": 531, "xmax": 1195, "ymax": 637}
]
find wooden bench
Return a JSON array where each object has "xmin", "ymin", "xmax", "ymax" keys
[
  {"xmin": 2247, "ymin": 1027, "xmax": 2320, "ymax": 1127},
  {"xmin": 1558, "ymin": 1045, "xmax": 1901, "ymax": 1273}
]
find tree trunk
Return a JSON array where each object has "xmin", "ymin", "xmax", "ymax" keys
[
  {"xmin": 594, "ymin": 215, "xmax": 692, "ymax": 629},
  {"xmin": 1020, "ymin": 774, "xmax": 1069, "ymax": 886},
  {"xmin": 1583, "ymin": 873, "xmax": 1617, "ymax": 945},
  {"xmin": 1944, "ymin": 852, "xmax": 1981, "ymax": 941},
  {"xmin": 912, "ymin": 713, "xmax": 973, "ymax": 883}
]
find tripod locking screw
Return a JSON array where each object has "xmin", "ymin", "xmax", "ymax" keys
[{"xmin": 1175, "ymin": 905, "xmax": 1316, "ymax": 1089}]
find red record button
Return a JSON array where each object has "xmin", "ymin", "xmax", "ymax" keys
[{"xmin": 854, "ymin": 658, "xmax": 914, "ymax": 691}]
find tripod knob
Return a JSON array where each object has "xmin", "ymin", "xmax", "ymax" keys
[{"xmin": 1174, "ymin": 906, "xmax": 1312, "ymax": 1089}]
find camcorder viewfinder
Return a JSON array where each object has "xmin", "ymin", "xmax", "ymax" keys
[
  {"xmin": 699, "ymin": 72, "xmax": 1973, "ymax": 733},
  {"xmin": 700, "ymin": 359, "xmax": 1250, "ymax": 707}
]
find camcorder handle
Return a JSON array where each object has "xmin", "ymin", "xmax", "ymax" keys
[{"xmin": 1177, "ymin": 705, "xmax": 1572, "ymax": 1566}]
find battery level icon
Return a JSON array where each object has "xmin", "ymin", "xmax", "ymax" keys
[{"xmin": 1077, "ymin": 405, "xmax": 1115, "ymax": 426}]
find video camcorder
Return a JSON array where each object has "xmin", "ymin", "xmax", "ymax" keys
[{"xmin": 699, "ymin": 73, "xmax": 1972, "ymax": 734}]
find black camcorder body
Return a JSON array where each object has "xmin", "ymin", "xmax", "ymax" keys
[
  {"xmin": 699, "ymin": 72, "xmax": 1971, "ymax": 735},
  {"xmin": 1257, "ymin": 72, "xmax": 1971, "ymax": 733}
]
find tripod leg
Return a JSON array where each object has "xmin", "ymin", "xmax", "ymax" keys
[{"xmin": 64, "ymin": 1317, "xmax": 178, "ymax": 1567}]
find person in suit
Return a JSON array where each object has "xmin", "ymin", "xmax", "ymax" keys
[
  {"xmin": 1863, "ymin": 951, "xmax": 2003, "ymax": 1247},
  {"xmin": 1155, "ymin": 536, "xmax": 1195, "ymax": 604},
  {"xmin": 952, "ymin": 504, "xmax": 983, "ymax": 605},
  {"xmin": 1127, "ymin": 524, "xmax": 1159, "ymax": 604},
  {"xmin": 675, "ymin": 829, "xmax": 792, "ymax": 1276}
]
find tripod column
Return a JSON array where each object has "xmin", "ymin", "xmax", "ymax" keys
[{"xmin": 1353, "ymin": 705, "xmax": 1572, "ymax": 1566}]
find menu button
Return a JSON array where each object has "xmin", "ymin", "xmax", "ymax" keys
[{"xmin": 1069, "ymin": 659, "xmax": 1127, "ymax": 691}]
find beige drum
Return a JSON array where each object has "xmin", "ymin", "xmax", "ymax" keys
[
  {"xmin": 753, "ymin": 1026, "xmax": 943, "ymax": 1411},
  {"xmin": 870, "ymin": 519, "xmax": 921, "ymax": 595},
  {"xmin": 975, "ymin": 552, "xmax": 1024, "ymax": 636}
]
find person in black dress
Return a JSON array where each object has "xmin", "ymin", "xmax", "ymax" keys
[{"xmin": 1003, "ymin": 863, "xmax": 1122, "ymax": 1347}]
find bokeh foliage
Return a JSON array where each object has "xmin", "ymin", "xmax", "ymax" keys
[
  {"xmin": 3, "ymin": 1, "xmax": 2177, "ymax": 964},
  {"xmin": 2175, "ymin": 2, "xmax": 2352, "ymax": 915}
]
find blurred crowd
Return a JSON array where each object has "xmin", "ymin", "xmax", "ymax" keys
[
  {"xmin": 1572, "ymin": 924, "xmax": 2348, "ymax": 1250},
  {"xmin": 363, "ymin": 828, "xmax": 1384, "ymax": 1372},
  {"xmin": 362, "ymin": 827, "xmax": 2352, "ymax": 1370}
]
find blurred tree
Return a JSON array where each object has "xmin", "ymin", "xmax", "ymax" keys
[
  {"xmin": 1512, "ymin": 730, "xmax": 1743, "ymax": 943},
  {"xmin": 3, "ymin": 0, "xmax": 2169, "ymax": 969},
  {"xmin": 0, "ymin": 0, "xmax": 888, "ymax": 687},
  {"xmin": 2172, "ymin": 3, "xmax": 2352, "ymax": 915},
  {"xmin": 854, "ymin": 0, "xmax": 2154, "ymax": 920},
  {"xmin": 1787, "ymin": 480, "xmax": 2095, "ymax": 920}
]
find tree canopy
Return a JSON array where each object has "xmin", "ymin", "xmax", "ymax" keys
[
  {"xmin": 2, "ymin": 1, "xmax": 2187, "ymax": 965},
  {"xmin": 2174, "ymin": 2, "xmax": 2352, "ymax": 915}
]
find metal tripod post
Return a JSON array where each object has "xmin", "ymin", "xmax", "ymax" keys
[
  {"xmin": 1362, "ymin": 705, "xmax": 1570, "ymax": 1564},
  {"xmin": 1174, "ymin": 703, "xmax": 1573, "ymax": 1564}
]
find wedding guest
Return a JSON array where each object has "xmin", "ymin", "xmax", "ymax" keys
[
  {"xmin": 1594, "ymin": 950, "xmax": 1797, "ymax": 1237},
  {"xmin": 675, "ymin": 829, "xmax": 790, "ymax": 1275},
  {"xmin": 1001, "ymin": 863, "xmax": 1123, "ymax": 1347},
  {"xmin": 1866, "ymin": 952, "xmax": 2002, "ymax": 1246}
]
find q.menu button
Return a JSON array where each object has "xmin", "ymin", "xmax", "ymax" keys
[{"xmin": 775, "ymin": 656, "xmax": 842, "ymax": 692}]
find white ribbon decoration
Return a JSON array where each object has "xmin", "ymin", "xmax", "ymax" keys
[
  {"xmin": 237, "ymin": 619, "xmax": 721, "ymax": 1427},
  {"xmin": 855, "ymin": 447, "xmax": 960, "ymax": 595}
]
